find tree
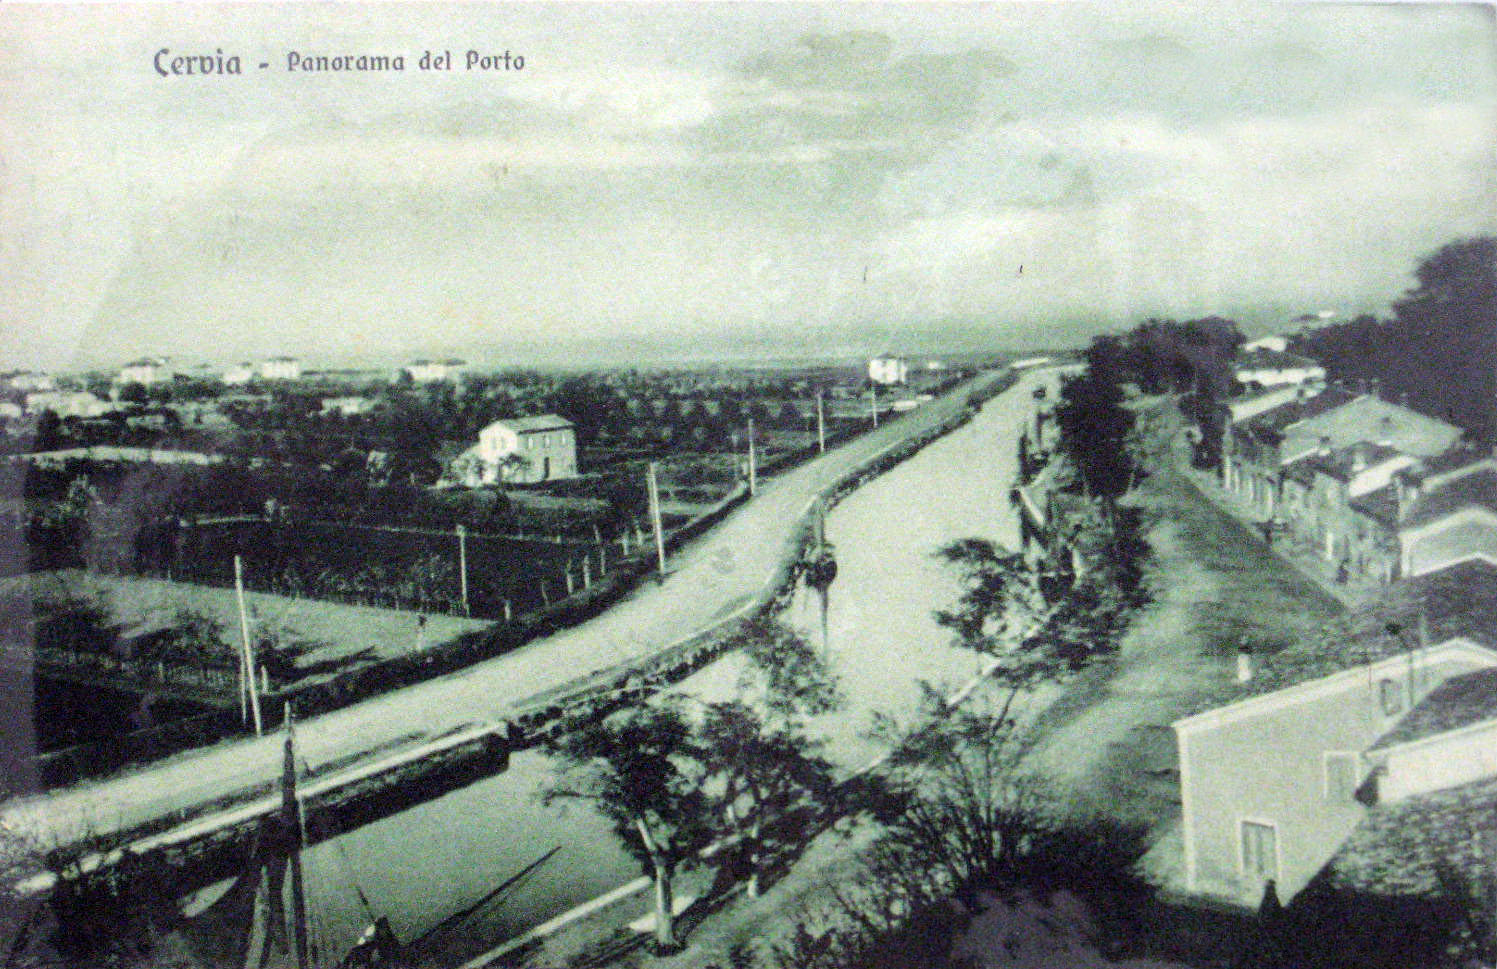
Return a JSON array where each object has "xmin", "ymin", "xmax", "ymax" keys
[
  {"xmin": 697, "ymin": 619, "xmax": 842, "ymax": 895},
  {"xmin": 1052, "ymin": 358, "xmax": 1136, "ymax": 498},
  {"xmin": 117, "ymin": 382, "xmax": 148, "ymax": 407},
  {"xmin": 544, "ymin": 703, "xmax": 713, "ymax": 952},
  {"xmin": 697, "ymin": 701, "xmax": 836, "ymax": 897}
]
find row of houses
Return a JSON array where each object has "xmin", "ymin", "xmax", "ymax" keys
[{"xmin": 1221, "ymin": 384, "xmax": 1491, "ymax": 586}]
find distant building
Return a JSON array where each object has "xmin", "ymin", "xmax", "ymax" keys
[
  {"xmin": 259, "ymin": 357, "xmax": 302, "ymax": 381},
  {"xmin": 320, "ymin": 396, "xmax": 375, "ymax": 417},
  {"xmin": 457, "ymin": 414, "xmax": 578, "ymax": 485},
  {"xmin": 1233, "ymin": 346, "xmax": 1326, "ymax": 389},
  {"xmin": 25, "ymin": 390, "xmax": 114, "ymax": 419},
  {"xmin": 118, "ymin": 357, "xmax": 170, "ymax": 387},
  {"xmin": 867, "ymin": 355, "xmax": 909, "ymax": 386},
  {"xmin": 0, "ymin": 370, "xmax": 56, "ymax": 393},
  {"xmin": 223, "ymin": 363, "xmax": 255, "ymax": 386},
  {"xmin": 401, "ymin": 359, "xmax": 466, "ymax": 383},
  {"xmin": 1173, "ymin": 561, "xmax": 1497, "ymax": 907}
]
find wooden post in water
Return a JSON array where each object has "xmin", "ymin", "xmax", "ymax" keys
[
  {"xmin": 647, "ymin": 462, "xmax": 667, "ymax": 577},
  {"xmin": 234, "ymin": 556, "xmax": 262, "ymax": 736}
]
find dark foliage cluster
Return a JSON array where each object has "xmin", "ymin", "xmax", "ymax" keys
[{"xmin": 1292, "ymin": 237, "xmax": 1497, "ymax": 440}]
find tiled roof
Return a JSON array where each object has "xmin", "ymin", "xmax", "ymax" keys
[
  {"xmin": 1196, "ymin": 560, "xmax": 1497, "ymax": 709},
  {"xmin": 490, "ymin": 414, "xmax": 575, "ymax": 433},
  {"xmin": 1401, "ymin": 468, "xmax": 1497, "ymax": 530},
  {"xmin": 1235, "ymin": 386, "xmax": 1361, "ymax": 441},
  {"xmin": 1367, "ymin": 667, "xmax": 1497, "ymax": 751},
  {"xmin": 1349, "ymin": 485, "xmax": 1400, "ymax": 529},
  {"xmin": 1234, "ymin": 347, "xmax": 1324, "ymax": 372},
  {"xmin": 1329, "ymin": 774, "xmax": 1497, "ymax": 897}
]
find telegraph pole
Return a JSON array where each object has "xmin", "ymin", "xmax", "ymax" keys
[
  {"xmin": 815, "ymin": 391, "xmax": 826, "ymax": 454},
  {"xmin": 646, "ymin": 462, "xmax": 667, "ymax": 576},
  {"xmin": 456, "ymin": 524, "xmax": 470, "ymax": 617},
  {"xmin": 234, "ymin": 556, "xmax": 263, "ymax": 736},
  {"xmin": 747, "ymin": 418, "xmax": 758, "ymax": 496}
]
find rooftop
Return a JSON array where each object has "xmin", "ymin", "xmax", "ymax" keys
[
  {"xmin": 486, "ymin": 414, "xmax": 575, "ymax": 433},
  {"xmin": 1192, "ymin": 560, "xmax": 1497, "ymax": 709},
  {"xmin": 1234, "ymin": 346, "xmax": 1324, "ymax": 372},
  {"xmin": 1369, "ymin": 666, "xmax": 1497, "ymax": 751},
  {"xmin": 1329, "ymin": 774, "xmax": 1497, "ymax": 898},
  {"xmin": 1401, "ymin": 467, "xmax": 1497, "ymax": 530}
]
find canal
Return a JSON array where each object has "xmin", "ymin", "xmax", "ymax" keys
[{"xmin": 177, "ymin": 369, "xmax": 1052, "ymax": 966}]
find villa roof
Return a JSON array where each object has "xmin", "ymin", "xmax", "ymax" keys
[
  {"xmin": 1368, "ymin": 667, "xmax": 1497, "ymax": 751},
  {"xmin": 487, "ymin": 414, "xmax": 574, "ymax": 433},
  {"xmin": 1234, "ymin": 386, "xmax": 1361, "ymax": 442}
]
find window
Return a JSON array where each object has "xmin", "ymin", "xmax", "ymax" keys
[
  {"xmin": 1240, "ymin": 820, "xmax": 1279, "ymax": 888},
  {"xmin": 1324, "ymin": 752, "xmax": 1359, "ymax": 803},
  {"xmin": 1379, "ymin": 678, "xmax": 1404, "ymax": 716}
]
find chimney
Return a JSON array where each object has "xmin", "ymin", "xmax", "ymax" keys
[{"xmin": 1236, "ymin": 645, "xmax": 1254, "ymax": 684}]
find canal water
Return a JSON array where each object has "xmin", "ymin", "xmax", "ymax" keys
[{"xmin": 191, "ymin": 371, "xmax": 1046, "ymax": 967}]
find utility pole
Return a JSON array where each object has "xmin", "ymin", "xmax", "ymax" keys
[
  {"xmin": 815, "ymin": 391, "xmax": 826, "ymax": 454},
  {"xmin": 234, "ymin": 556, "xmax": 262, "ymax": 736},
  {"xmin": 456, "ymin": 524, "xmax": 470, "ymax": 617},
  {"xmin": 747, "ymin": 418, "xmax": 758, "ymax": 496},
  {"xmin": 869, "ymin": 386, "xmax": 878, "ymax": 428},
  {"xmin": 646, "ymin": 461, "xmax": 667, "ymax": 577}
]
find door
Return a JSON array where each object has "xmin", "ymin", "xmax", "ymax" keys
[{"xmin": 1241, "ymin": 820, "xmax": 1279, "ymax": 890}]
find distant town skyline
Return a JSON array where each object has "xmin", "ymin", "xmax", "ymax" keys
[{"xmin": 1, "ymin": 2, "xmax": 1493, "ymax": 372}]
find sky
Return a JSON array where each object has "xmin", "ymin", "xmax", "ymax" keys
[{"xmin": 0, "ymin": 2, "xmax": 1494, "ymax": 371}]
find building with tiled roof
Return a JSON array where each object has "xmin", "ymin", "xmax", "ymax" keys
[
  {"xmin": 1397, "ymin": 462, "xmax": 1497, "ymax": 578},
  {"xmin": 1171, "ymin": 559, "xmax": 1497, "ymax": 909},
  {"xmin": 459, "ymin": 414, "xmax": 578, "ymax": 485}
]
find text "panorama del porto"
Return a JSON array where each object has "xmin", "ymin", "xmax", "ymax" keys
[{"xmin": 153, "ymin": 49, "xmax": 526, "ymax": 77}]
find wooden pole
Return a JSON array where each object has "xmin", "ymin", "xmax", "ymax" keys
[
  {"xmin": 816, "ymin": 391, "xmax": 826, "ymax": 454},
  {"xmin": 282, "ymin": 705, "xmax": 310, "ymax": 969},
  {"xmin": 456, "ymin": 525, "xmax": 470, "ymax": 617},
  {"xmin": 647, "ymin": 462, "xmax": 667, "ymax": 576},
  {"xmin": 747, "ymin": 418, "xmax": 757, "ymax": 496},
  {"xmin": 234, "ymin": 556, "xmax": 262, "ymax": 736}
]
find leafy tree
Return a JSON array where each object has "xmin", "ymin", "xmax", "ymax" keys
[
  {"xmin": 1052, "ymin": 361, "xmax": 1136, "ymax": 498},
  {"xmin": 544, "ymin": 702, "xmax": 713, "ymax": 952},
  {"xmin": 117, "ymin": 382, "xmax": 148, "ymax": 407}
]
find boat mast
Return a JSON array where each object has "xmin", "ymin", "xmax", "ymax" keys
[{"xmin": 282, "ymin": 705, "xmax": 311, "ymax": 969}]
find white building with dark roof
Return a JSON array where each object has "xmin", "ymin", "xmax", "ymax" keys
[
  {"xmin": 451, "ymin": 414, "xmax": 578, "ymax": 485},
  {"xmin": 118, "ymin": 357, "xmax": 170, "ymax": 387},
  {"xmin": 259, "ymin": 357, "xmax": 302, "ymax": 381},
  {"xmin": 401, "ymin": 359, "xmax": 466, "ymax": 383}
]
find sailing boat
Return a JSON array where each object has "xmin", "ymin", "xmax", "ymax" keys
[{"xmin": 174, "ymin": 706, "xmax": 405, "ymax": 969}]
